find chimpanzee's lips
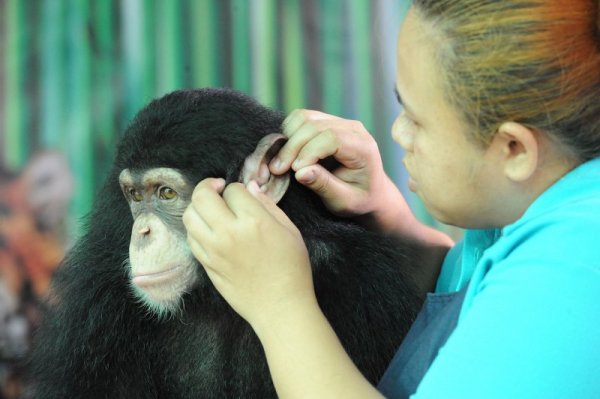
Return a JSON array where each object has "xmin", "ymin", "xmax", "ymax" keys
[{"xmin": 132, "ymin": 266, "xmax": 182, "ymax": 288}]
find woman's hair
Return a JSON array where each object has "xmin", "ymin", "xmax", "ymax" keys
[{"xmin": 412, "ymin": 0, "xmax": 600, "ymax": 161}]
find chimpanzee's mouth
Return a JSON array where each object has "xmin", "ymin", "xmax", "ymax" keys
[{"xmin": 132, "ymin": 266, "xmax": 183, "ymax": 288}]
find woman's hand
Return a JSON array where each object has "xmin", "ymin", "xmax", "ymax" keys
[
  {"xmin": 271, "ymin": 109, "xmax": 454, "ymax": 249},
  {"xmin": 270, "ymin": 109, "xmax": 420, "ymax": 236},
  {"xmin": 270, "ymin": 109, "xmax": 392, "ymax": 218},
  {"xmin": 183, "ymin": 179, "xmax": 384, "ymax": 399},
  {"xmin": 182, "ymin": 178, "xmax": 317, "ymax": 330}
]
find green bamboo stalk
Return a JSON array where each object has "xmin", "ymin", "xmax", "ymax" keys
[
  {"xmin": 348, "ymin": 0, "xmax": 373, "ymax": 131},
  {"xmin": 40, "ymin": 0, "xmax": 65, "ymax": 149},
  {"xmin": 281, "ymin": 0, "xmax": 306, "ymax": 112},
  {"xmin": 251, "ymin": 0, "xmax": 277, "ymax": 108},
  {"xmin": 121, "ymin": 0, "xmax": 155, "ymax": 125},
  {"xmin": 155, "ymin": 0, "xmax": 184, "ymax": 96},
  {"xmin": 65, "ymin": 0, "xmax": 93, "ymax": 226},
  {"xmin": 190, "ymin": 0, "xmax": 221, "ymax": 88},
  {"xmin": 231, "ymin": 0, "xmax": 251, "ymax": 94},
  {"xmin": 4, "ymin": 0, "xmax": 28, "ymax": 169},
  {"xmin": 321, "ymin": 0, "xmax": 344, "ymax": 116},
  {"xmin": 93, "ymin": 0, "xmax": 114, "ymax": 148},
  {"xmin": 372, "ymin": 0, "xmax": 405, "ymax": 185},
  {"xmin": 142, "ymin": 1, "xmax": 157, "ymax": 103}
]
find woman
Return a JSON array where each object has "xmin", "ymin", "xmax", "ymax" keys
[{"xmin": 183, "ymin": 1, "xmax": 600, "ymax": 397}]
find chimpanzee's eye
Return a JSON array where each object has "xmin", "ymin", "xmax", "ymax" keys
[
  {"xmin": 129, "ymin": 189, "xmax": 143, "ymax": 202},
  {"xmin": 159, "ymin": 186, "xmax": 178, "ymax": 200}
]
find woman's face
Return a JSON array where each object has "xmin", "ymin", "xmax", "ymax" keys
[{"xmin": 392, "ymin": 9, "xmax": 503, "ymax": 228}]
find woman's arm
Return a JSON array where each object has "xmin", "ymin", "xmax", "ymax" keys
[
  {"xmin": 183, "ymin": 179, "xmax": 383, "ymax": 398},
  {"xmin": 253, "ymin": 293, "xmax": 384, "ymax": 399}
]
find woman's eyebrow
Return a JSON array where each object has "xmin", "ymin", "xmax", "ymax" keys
[{"xmin": 394, "ymin": 86, "xmax": 418, "ymax": 118}]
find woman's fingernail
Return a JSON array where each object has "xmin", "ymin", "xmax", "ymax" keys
[
  {"xmin": 296, "ymin": 168, "xmax": 315, "ymax": 184},
  {"xmin": 270, "ymin": 158, "xmax": 282, "ymax": 171},
  {"xmin": 214, "ymin": 178, "xmax": 226, "ymax": 192},
  {"xmin": 259, "ymin": 164, "xmax": 270, "ymax": 182},
  {"xmin": 246, "ymin": 180, "xmax": 261, "ymax": 196}
]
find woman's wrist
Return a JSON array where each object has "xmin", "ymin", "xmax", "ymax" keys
[
  {"xmin": 251, "ymin": 294, "xmax": 384, "ymax": 399},
  {"xmin": 371, "ymin": 176, "xmax": 454, "ymax": 247},
  {"xmin": 361, "ymin": 175, "xmax": 416, "ymax": 233},
  {"xmin": 250, "ymin": 291, "xmax": 321, "ymax": 341}
]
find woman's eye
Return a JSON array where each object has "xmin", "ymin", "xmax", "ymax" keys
[
  {"xmin": 129, "ymin": 189, "xmax": 143, "ymax": 202},
  {"xmin": 159, "ymin": 187, "xmax": 178, "ymax": 200}
]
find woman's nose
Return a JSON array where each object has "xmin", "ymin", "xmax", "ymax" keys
[{"xmin": 391, "ymin": 115, "xmax": 414, "ymax": 152}]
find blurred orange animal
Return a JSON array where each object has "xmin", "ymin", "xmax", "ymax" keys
[{"xmin": 0, "ymin": 151, "xmax": 74, "ymax": 399}]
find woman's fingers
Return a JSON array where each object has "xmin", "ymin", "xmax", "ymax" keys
[
  {"xmin": 187, "ymin": 178, "xmax": 232, "ymax": 230},
  {"xmin": 272, "ymin": 109, "xmax": 344, "ymax": 174}
]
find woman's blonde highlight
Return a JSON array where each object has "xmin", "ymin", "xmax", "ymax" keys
[{"xmin": 413, "ymin": 0, "xmax": 600, "ymax": 160}]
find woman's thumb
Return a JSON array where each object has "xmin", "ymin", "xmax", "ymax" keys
[
  {"xmin": 246, "ymin": 180, "xmax": 294, "ymax": 226},
  {"xmin": 295, "ymin": 165, "xmax": 346, "ymax": 204}
]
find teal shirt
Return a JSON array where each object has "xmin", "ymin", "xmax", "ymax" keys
[{"xmin": 415, "ymin": 158, "xmax": 600, "ymax": 398}]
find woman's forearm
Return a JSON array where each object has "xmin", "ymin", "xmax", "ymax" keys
[{"xmin": 253, "ymin": 297, "xmax": 385, "ymax": 399}]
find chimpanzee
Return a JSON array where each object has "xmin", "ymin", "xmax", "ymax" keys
[{"xmin": 28, "ymin": 88, "xmax": 441, "ymax": 398}]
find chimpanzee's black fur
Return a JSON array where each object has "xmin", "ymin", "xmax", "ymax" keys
[{"xmin": 29, "ymin": 88, "xmax": 429, "ymax": 398}]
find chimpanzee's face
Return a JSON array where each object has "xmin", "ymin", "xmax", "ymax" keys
[{"xmin": 119, "ymin": 167, "xmax": 198, "ymax": 317}]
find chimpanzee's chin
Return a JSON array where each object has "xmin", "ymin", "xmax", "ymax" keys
[{"xmin": 131, "ymin": 274, "xmax": 198, "ymax": 319}]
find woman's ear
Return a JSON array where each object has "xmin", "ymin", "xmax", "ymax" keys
[
  {"xmin": 239, "ymin": 134, "xmax": 290, "ymax": 203},
  {"xmin": 492, "ymin": 122, "xmax": 539, "ymax": 183}
]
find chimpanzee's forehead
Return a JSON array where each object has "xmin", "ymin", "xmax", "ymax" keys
[
  {"xmin": 114, "ymin": 88, "xmax": 286, "ymax": 182},
  {"xmin": 119, "ymin": 168, "xmax": 190, "ymax": 187}
]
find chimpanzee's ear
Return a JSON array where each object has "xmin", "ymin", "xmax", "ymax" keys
[{"xmin": 239, "ymin": 133, "xmax": 290, "ymax": 204}]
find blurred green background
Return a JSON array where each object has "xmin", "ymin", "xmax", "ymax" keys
[{"xmin": 0, "ymin": 0, "xmax": 460, "ymax": 239}]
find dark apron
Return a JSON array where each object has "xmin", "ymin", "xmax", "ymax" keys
[{"xmin": 377, "ymin": 287, "xmax": 468, "ymax": 398}]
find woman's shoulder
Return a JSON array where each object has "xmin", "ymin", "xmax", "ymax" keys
[
  {"xmin": 513, "ymin": 157, "xmax": 600, "ymax": 229},
  {"xmin": 497, "ymin": 158, "xmax": 600, "ymax": 260}
]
